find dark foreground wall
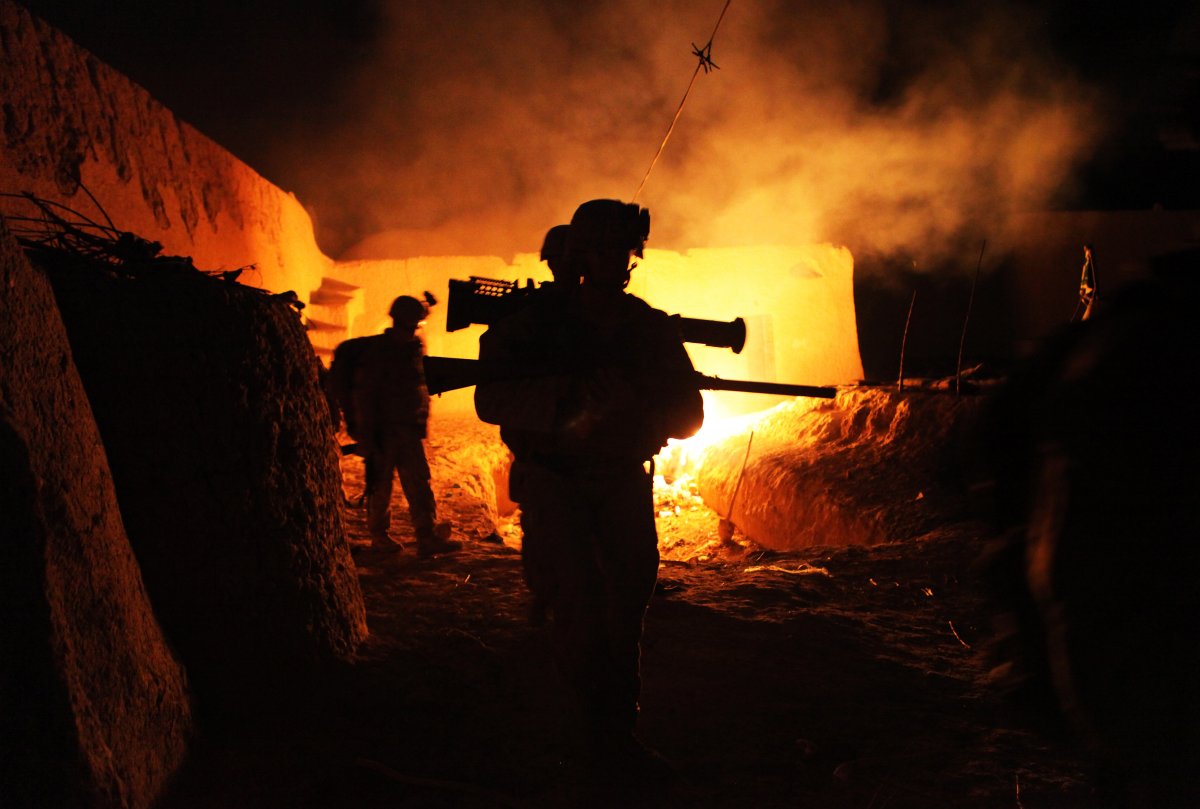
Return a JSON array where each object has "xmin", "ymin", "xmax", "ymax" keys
[
  {"xmin": 980, "ymin": 259, "xmax": 1200, "ymax": 806},
  {"xmin": 0, "ymin": 223, "xmax": 192, "ymax": 808},
  {"xmin": 34, "ymin": 244, "xmax": 367, "ymax": 709}
]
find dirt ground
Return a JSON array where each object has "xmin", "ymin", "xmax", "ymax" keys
[{"xmin": 159, "ymin": 415, "xmax": 1098, "ymax": 809}]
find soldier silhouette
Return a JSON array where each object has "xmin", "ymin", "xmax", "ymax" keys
[
  {"xmin": 521, "ymin": 223, "xmax": 583, "ymax": 626},
  {"xmin": 328, "ymin": 294, "xmax": 459, "ymax": 558},
  {"xmin": 475, "ymin": 199, "xmax": 704, "ymax": 778}
]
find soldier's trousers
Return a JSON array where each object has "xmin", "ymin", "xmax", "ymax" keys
[
  {"xmin": 510, "ymin": 458, "xmax": 659, "ymax": 744},
  {"xmin": 365, "ymin": 429, "xmax": 437, "ymax": 539}
]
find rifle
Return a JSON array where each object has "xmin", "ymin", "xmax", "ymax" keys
[
  {"xmin": 447, "ymin": 276, "xmax": 747, "ymax": 353},
  {"xmin": 423, "ymin": 356, "xmax": 837, "ymax": 399}
]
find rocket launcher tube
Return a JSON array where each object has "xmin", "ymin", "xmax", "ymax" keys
[{"xmin": 447, "ymin": 276, "xmax": 747, "ymax": 354}]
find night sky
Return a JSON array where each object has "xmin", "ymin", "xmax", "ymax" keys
[{"xmin": 16, "ymin": 0, "xmax": 1200, "ymax": 259}]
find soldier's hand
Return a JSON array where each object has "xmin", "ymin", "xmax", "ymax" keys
[{"xmin": 582, "ymin": 368, "xmax": 638, "ymax": 415}]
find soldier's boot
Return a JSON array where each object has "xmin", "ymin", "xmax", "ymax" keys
[
  {"xmin": 417, "ymin": 521, "xmax": 460, "ymax": 558},
  {"xmin": 583, "ymin": 709, "xmax": 676, "ymax": 785},
  {"xmin": 370, "ymin": 531, "xmax": 405, "ymax": 551}
]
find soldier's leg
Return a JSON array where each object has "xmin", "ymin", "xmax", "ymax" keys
[
  {"xmin": 588, "ymin": 468, "xmax": 660, "ymax": 740},
  {"xmin": 395, "ymin": 431, "xmax": 458, "ymax": 556},
  {"xmin": 516, "ymin": 466, "xmax": 609, "ymax": 732},
  {"xmin": 364, "ymin": 449, "xmax": 396, "ymax": 538},
  {"xmin": 393, "ymin": 430, "xmax": 437, "ymax": 538},
  {"xmin": 511, "ymin": 460, "xmax": 555, "ymax": 622}
]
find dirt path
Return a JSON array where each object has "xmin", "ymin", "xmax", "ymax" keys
[{"xmin": 160, "ymin": 416, "xmax": 1096, "ymax": 808}]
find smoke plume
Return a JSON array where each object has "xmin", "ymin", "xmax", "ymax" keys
[{"xmin": 273, "ymin": 0, "xmax": 1101, "ymax": 266}]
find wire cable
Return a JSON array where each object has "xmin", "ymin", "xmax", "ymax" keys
[{"xmin": 632, "ymin": 0, "xmax": 732, "ymax": 202}]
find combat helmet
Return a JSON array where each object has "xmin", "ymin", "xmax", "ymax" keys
[
  {"xmin": 540, "ymin": 224, "xmax": 571, "ymax": 263},
  {"xmin": 388, "ymin": 294, "xmax": 429, "ymax": 327},
  {"xmin": 565, "ymin": 199, "xmax": 650, "ymax": 259}
]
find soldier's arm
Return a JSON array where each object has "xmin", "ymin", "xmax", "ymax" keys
[
  {"xmin": 473, "ymin": 322, "xmax": 577, "ymax": 433},
  {"xmin": 644, "ymin": 315, "xmax": 705, "ymax": 441}
]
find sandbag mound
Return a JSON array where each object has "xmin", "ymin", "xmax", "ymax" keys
[
  {"xmin": 692, "ymin": 387, "xmax": 983, "ymax": 549},
  {"xmin": 0, "ymin": 222, "xmax": 191, "ymax": 809},
  {"xmin": 23, "ymin": 219, "xmax": 367, "ymax": 705}
]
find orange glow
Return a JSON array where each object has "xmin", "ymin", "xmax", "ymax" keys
[
  {"xmin": 657, "ymin": 395, "xmax": 757, "ymax": 475},
  {"xmin": 652, "ymin": 393, "xmax": 765, "ymax": 510},
  {"xmin": 632, "ymin": 245, "xmax": 863, "ymax": 393},
  {"xmin": 328, "ymin": 243, "xmax": 864, "ymax": 419}
]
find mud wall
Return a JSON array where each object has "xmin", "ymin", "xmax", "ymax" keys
[
  {"xmin": 0, "ymin": 222, "xmax": 191, "ymax": 809},
  {"xmin": 0, "ymin": 0, "xmax": 331, "ymax": 302}
]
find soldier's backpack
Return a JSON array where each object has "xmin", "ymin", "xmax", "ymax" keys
[{"xmin": 326, "ymin": 336, "xmax": 374, "ymax": 435}]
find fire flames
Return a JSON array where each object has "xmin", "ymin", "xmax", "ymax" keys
[
  {"xmin": 652, "ymin": 393, "xmax": 767, "ymax": 557},
  {"xmin": 655, "ymin": 394, "xmax": 762, "ymax": 486}
]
